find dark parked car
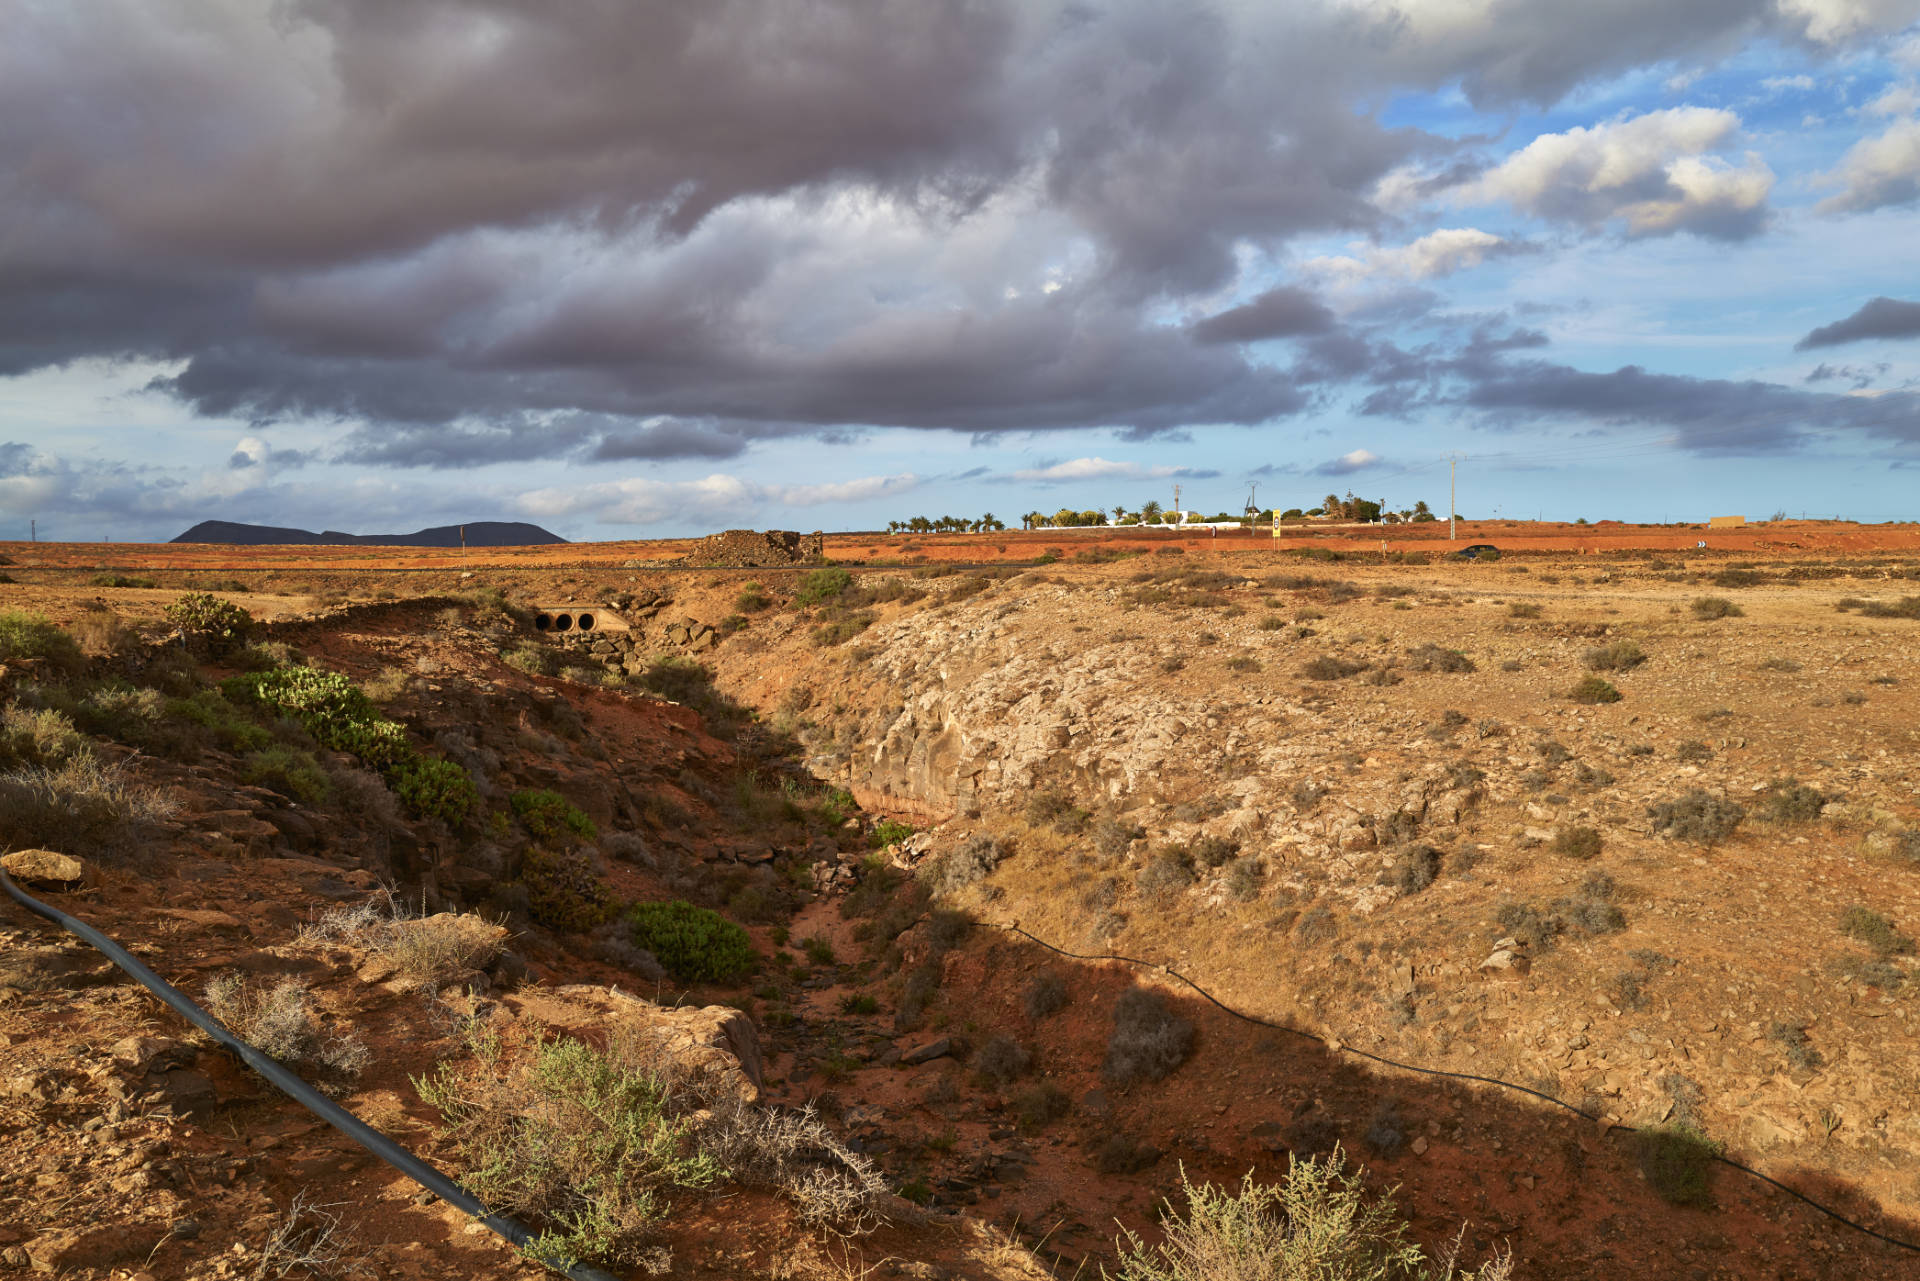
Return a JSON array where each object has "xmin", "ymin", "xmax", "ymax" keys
[{"xmin": 1452, "ymin": 544, "xmax": 1500, "ymax": 560}]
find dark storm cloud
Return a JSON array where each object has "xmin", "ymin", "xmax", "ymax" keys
[
  {"xmin": 1192, "ymin": 287, "xmax": 1338, "ymax": 344},
  {"xmin": 1462, "ymin": 359, "xmax": 1920, "ymax": 451},
  {"xmin": 2, "ymin": 0, "xmax": 1908, "ymax": 466},
  {"xmin": 1804, "ymin": 362, "xmax": 1888, "ymax": 389},
  {"xmin": 591, "ymin": 421, "xmax": 761, "ymax": 462},
  {"xmin": 1796, "ymin": 297, "xmax": 1920, "ymax": 350}
]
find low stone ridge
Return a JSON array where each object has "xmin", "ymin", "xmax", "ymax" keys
[{"xmin": 684, "ymin": 529, "xmax": 824, "ymax": 567}]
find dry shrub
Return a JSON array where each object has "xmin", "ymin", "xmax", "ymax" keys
[
  {"xmin": 1690, "ymin": 596, "xmax": 1742, "ymax": 620},
  {"xmin": 1581, "ymin": 639, "xmax": 1646, "ymax": 671},
  {"xmin": 67, "ymin": 611, "xmax": 143, "ymax": 657},
  {"xmin": 1391, "ymin": 844, "xmax": 1441, "ymax": 894},
  {"xmin": 1551, "ymin": 827, "xmax": 1602, "ymax": 860},
  {"xmin": 973, "ymin": 1034, "xmax": 1032, "ymax": 1087},
  {"xmin": 304, "ymin": 894, "xmax": 505, "ymax": 987},
  {"xmin": 416, "ymin": 1022, "xmax": 884, "ymax": 1270},
  {"xmin": 1840, "ymin": 905, "xmax": 1914, "ymax": 956},
  {"xmin": 1405, "ymin": 643, "xmax": 1475, "ymax": 673},
  {"xmin": 1647, "ymin": 791, "xmax": 1744, "ymax": 844},
  {"xmin": 1301, "ymin": 655, "xmax": 1367, "ymax": 681},
  {"xmin": 0, "ymin": 704, "xmax": 89, "ymax": 769},
  {"xmin": 0, "ymin": 754, "xmax": 177, "ymax": 855},
  {"xmin": 1112, "ymin": 1152, "xmax": 1513, "ymax": 1281},
  {"xmin": 1023, "ymin": 971, "xmax": 1068, "ymax": 1020},
  {"xmin": 1103, "ymin": 987, "xmax": 1195, "ymax": 1086},
  {"xmin": 249, "ymin": 1192, "xmax": 375, "ymax": 1280},
  {"xmin": 203, "ymin": 974, "xmax": 368, "ymax": 1096},
  {"xmin": 1567, "ymin": 675, "xmax": 1621, "ymax": 704},
  {"xmin": 1761, "ymin": 778, "xmax": 1828, "ymax": 822},
  {"xmin": 921, "ymin": 834, "xmax": 1007, "ymax": 897}
]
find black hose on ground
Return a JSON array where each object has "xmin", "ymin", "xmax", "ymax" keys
[{"xmin": 0, "ymin": 868, "xmax": 620, "ymax": 1281}]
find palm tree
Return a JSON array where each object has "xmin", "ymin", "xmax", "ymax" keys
[{"xmin": 1142, "ymin": 499, "xmax": 1162, "ymax": 522}]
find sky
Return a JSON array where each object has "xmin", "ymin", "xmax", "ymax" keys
[{"xmin": 5, "ymin": 0, "xmax": 1920, "ymax": 543}]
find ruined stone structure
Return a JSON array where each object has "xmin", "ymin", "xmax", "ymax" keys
[{"xmin": 683, "ymin": 529, "xmax": 824, "ymax": 567}]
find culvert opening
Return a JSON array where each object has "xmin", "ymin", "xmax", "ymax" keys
[
  {"xmin": 577, "ymin": 613, "xmax": 595, "ymax": 631},
  {"xmin": 534, "ymin": 612, "xmax": 553, "ymax": 631},
  {"xmin": 553, "ymin": 614, "xmax": 573, "ymax": 632}
]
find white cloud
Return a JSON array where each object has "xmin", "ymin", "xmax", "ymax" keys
[
  {"xmin": 516, "ymin": 471, "xmax": 920, "ymax": 526},
  {"xmin": 1313, "ymin": 448, "xmax": 1383, "ymax": 475},
  {"xmin": 1866, "ymin": 81, "xmax": 1920, "ymax": 118},
  {"xmin": 1306, "ymin": 227, "xmax": 1513, "ymax": 281},
  {"xmin": 1460, "ymin": 107, "xmax": 1773, "ymax": 239},
  {"xmin": 1775, "ymin": 0, "xmax": 1920, "ymax": 44},
  {"xmin": 1817, "ymin": 116, "xmax": 1920, "ymax": 212},
  {"xmin": 1761, "ymin": 73, "xmax": 1817, "ymax": 92},
  {"xmin": 1008, "ymin": 457, "xmax": 1200, "ymax": 483}
]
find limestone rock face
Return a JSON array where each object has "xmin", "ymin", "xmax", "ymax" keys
[{"xmin": 0, "ymin": 849, "xmax": 84, "ymax": 888}]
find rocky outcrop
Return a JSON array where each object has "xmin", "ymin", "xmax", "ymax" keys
[{"xmin": 683, "ymin": 529, "xmax": 825, "ymax": 567}]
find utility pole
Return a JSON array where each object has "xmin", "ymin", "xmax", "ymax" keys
[
  {"xmin": 29, "ymin": 519, "xmax": 35, "ymax": 543},
  {"xmin": 1447, "ymin": 456, "xmax": 1458, "ymax": 541},
  {"xmin": 1173, "ymin": 483, "xmax": 1181, "ymax": 525}
]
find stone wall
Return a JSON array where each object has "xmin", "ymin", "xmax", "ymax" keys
[{"xmin": 683, "ymin": 529, "xmax": 824, "ymax": 567}]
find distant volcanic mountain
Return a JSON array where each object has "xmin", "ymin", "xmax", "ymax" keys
[{"xmin": 171, "ymin": 520, "xmax": 567, "ymax": 547}]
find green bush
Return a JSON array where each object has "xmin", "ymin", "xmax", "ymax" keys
[
  {"xmin": 164, "ymin": 593, "xmax": 253, "ymax": 652},
  {"xmin": 794, "ymin": 567, "xmax": 853, "ymax": 606},
  {"xmin": 869, "ymin": 817, "xmax": 915, "ymax": 849},
  {"xmin": 392, "ymin": 756, "xmax": 478, "ymax": 825},
  {"xmin": 167, "ymin": 690, "xmax": 275, "ymax": 754},
  {"xmin": 0, "ymin": 610, "xmax": 85, "ymax": 675},
  {"xmin": 628, "ymin": 900, "xmax": 753, "ymax": 983},
  {"xmin": 501, "ymin": 643, "xmax": 559, "ymax": 676},
  {"xmin": 226, "ymin": 665, "xmax": 472, "ymax": 823},
  {"xmin": 1567, "ymin": 676, "xmax": 1621, "ymax": 704},
  {"xmin": 415, "ymin": 1030, "xmax": 723, "ymax": 1270},
  {"xmin": 512, "ymin": 788, "xmax": 598, "ymax": 843},
  {"xmin": 242, "ymin": 746, "xmax": 332, "ymax": 805},
  {"xmin": 521, "ymin": 846, "xmax": 621, "ymax": 932}
]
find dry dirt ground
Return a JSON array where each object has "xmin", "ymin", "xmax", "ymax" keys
[{"xmin": 3, "ymin": 524, "xmax": 1920, "ymax": 1280}]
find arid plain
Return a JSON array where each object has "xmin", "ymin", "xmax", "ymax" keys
[{"xmin": 2, "ymin": 520, "xmax": 1918, "ymax": 1280}]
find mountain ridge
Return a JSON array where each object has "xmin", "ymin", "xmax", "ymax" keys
[{"xmin": 170, "ymin": 519, "xmax": 567, "ymax": 547}]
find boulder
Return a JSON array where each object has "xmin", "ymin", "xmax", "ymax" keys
[
  {"xmin": 1478, "ymin": 948, "xmax": 1530, "ymax": 978},
  {"xmin": 901, "ymin": 1037, "xmax": 953, "ymax": 1065},
  {"xmin": 0, "ymin": 849, "xmax": 83, "ymax": 888}
]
